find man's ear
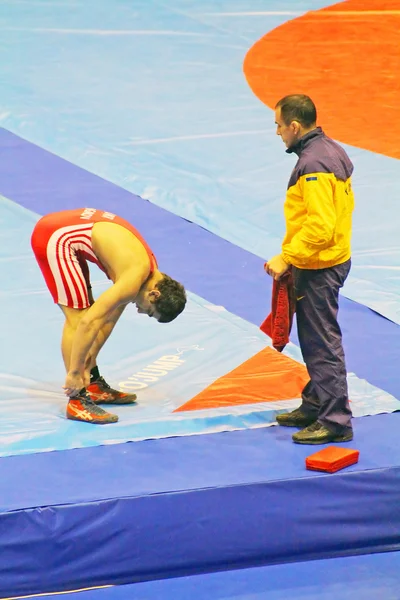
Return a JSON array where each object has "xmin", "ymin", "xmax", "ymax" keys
[
  {"xmin": 149, "ymin": 289, "xmax": 161, "ymax": 301},
  {"xmin": 291, "ymin": 120, "xmax": 301, "ymax": 135}
]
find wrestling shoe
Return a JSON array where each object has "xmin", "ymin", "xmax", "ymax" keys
[
  {"xmin": 87, "ymin": 376, "xmax": 137, "ymax": 405},
  {"xmin": 67, "ymin": 393, "xmax": 119, "ymax": 424}
]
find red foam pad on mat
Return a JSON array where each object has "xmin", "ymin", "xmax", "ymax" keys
[{"xmin": 306, "ymin": 446, "xmax": 360, "ymax": 473}]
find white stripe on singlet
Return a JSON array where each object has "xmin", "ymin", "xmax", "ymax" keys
[{"xmin": 46, "ymin": 223, "xmax": 98, "ymax": 308}]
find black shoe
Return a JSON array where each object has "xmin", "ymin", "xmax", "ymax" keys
[
  {"xmin": 292, "ymin": 422, "xmax": 353, "ymax": 445},
  {"xmin": 276, "ymin": 407, "xmax": 316, "ymax": 428}
]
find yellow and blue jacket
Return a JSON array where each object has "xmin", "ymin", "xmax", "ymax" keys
[{"xmin": 281, "ymin": 127, "xmax": 354, "ymax": 270}]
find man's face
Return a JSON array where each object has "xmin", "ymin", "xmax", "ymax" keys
[
  {"xmin": 135, "ymin": 289, "xmax": 161, "ymax": 320},
  {"xmin": 275, "ymin": 107, "xmax": 299, "ymax": 149}
]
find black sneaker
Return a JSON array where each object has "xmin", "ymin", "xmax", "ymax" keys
[
  {"xmin": 276, "ymin": 407, "xmax": 316, "ymax": 428},
  {"xmin": 292, "ymin": 422, "xmax": 353, "ymax": 445}
]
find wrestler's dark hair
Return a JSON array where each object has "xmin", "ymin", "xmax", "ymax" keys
[{"xmin": 155, "ymin": 274, "xmax": 187, "ymax": 323}]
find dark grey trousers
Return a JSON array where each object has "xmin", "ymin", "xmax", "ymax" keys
[{"xmin": 292, "ymin": 259, "xmax": 353, "ymax": 434}]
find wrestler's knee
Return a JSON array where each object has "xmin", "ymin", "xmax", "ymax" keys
[{"xmin": 59, "ymin": 304, "xmax": 89, "ymax": 329}]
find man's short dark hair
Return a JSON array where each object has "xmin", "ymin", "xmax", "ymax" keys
[
  {"xmin": 155, "ymin": 274, "xmax": 187, "ymax": 323},
  {"xmin": 275, "ymin": 94, "xmax": 317, "ymax": 128}
]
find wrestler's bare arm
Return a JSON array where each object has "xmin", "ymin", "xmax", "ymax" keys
[{"xmin": 68, "ymin": 272, "xmax": 142, "ymax": 377}]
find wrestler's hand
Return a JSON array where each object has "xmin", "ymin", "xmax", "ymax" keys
[
  {"xmin": 264, "ymin": 255, "xmax": 289, "ymax": 281},
  {"xmin": 64, "ymin": 371, "xmax": 84, "ymax": 397}
]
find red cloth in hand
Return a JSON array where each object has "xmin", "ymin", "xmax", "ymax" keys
[{"xmin": 260, "ymin": 269, "xmax": 296, "ymax": 352}]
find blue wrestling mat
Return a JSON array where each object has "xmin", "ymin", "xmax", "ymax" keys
[
  {"xmin": 20, "ymin": 551, "xmax": 400, "ymax": 600},
  {"xmin": 1, "ymin": 154, "xmax": 399, "ymax": 457},
  {"xmin": 1, "ymin": 1, "xmax": 400, "ymax": 598}
]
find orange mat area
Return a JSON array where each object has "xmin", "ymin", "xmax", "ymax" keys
[
  {"xmin": 243, "ymin": 0, "xmax": 400, "ymax": 159},
  {"xmin": 175, "ymin": 347, "xmax": 309, "ymax": 412}
]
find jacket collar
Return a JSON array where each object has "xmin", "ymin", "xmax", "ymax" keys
[{"xmin": 286, "ymin": 126, "xmax": 324, "ymax": 156}]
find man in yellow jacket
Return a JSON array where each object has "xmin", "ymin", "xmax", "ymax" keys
[{"xmin": 265, "ymin": 94, "xmax": 354, "ymax": 444}]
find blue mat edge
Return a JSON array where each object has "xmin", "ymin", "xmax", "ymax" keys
[
  {"xmin": 1, "ymin": 457, "xmax": 400, "ymax": 597},
  {"xmin": 12, "ymin": 549, "xmax": 400, "ymax": 600}
]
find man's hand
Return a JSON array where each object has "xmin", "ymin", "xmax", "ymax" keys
[
  {"xmin": 264, "ymin": 254, "xmax": 289, "ymax": 280},
  {"xmin": 64, "ymin": 371, "xmax": 84, "ymax": 398}
]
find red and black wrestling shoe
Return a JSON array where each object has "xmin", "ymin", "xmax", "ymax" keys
[
  {"xmin": 66, "ymin": 393, "xmax": 119, "ymax": 424},
  {"xmin": 87, "ymin": 376, "xmax": 137, "ymax": 405}
]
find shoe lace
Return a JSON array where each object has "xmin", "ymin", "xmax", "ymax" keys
[
  {"xmin": 78, "ymin": 393, "xmax": 112, "ymax": 416},
  {"xmin": 96, "ymin": 376, "xmax": 111, "ymax": 390},
  {"xmin": 307, "ymin": 421, "xmax": 322, "ymax": 432}
]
